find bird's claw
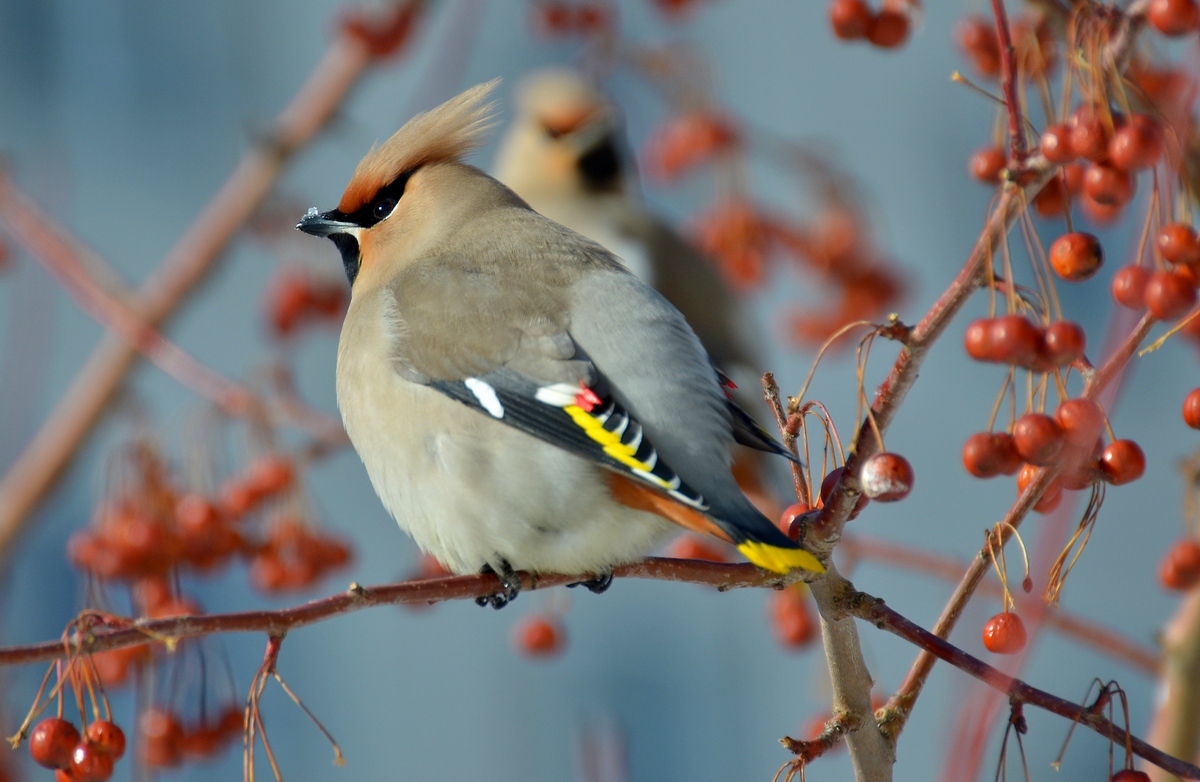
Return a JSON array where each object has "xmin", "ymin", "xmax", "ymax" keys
[
  {"xmin": 476, "ymin": 561, "xmax": 522, "ymax": 609},
  {"xmin": 566, "ymin": 571, "xmax": 613, "ymax": 594}
]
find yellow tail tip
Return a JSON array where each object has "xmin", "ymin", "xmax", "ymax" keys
[{"xmin": 737, "ymin": 541, "xmax": 825, "ymax": 574}]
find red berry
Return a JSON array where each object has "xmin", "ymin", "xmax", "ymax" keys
[
  {"xmin": 778, "ymin": 502, "xmax": 813, "ymax": 541},
  {"xmin": 819, "ymin": 466, "xmax": 870, "ymax": 519},
  {"xmin": 1083, "ymin": 162, "xmax": 1134, "ymax": 207},
  {"xmin": 181, "ymin": 723, "xmax": 225, "ymax": 759},
  {"xmin": 867, "ymin": 9, "xmax": 909, "ymax": 48},
  {"xmin": 828, "ymin": 0, "xmax": 872, "ymax": 40},
  {"xmin": 955, "ymin": 16, "xmax": 1001, "ymax": 78},
  {"xmin": 989, "ymin": 314, "xmax": 1043, "ymax": 367},
  {"xmin": 1113, "ymin": 771, "xmax": 1152, "ymax": 782},
  {"xmin": 1068, "ymin": 105, "xmax": 1113, "ymax": 162},
  {"xmin": 1033, "ymin": 176, "xmax": 1067, "ymax": 218},
  {"xmin": 969, "ymin": 146, "xmax": 1006, "ymax": 183},
  {"xmin": 1062, "ymin": 162, "xmax": 1085, "ymax": 193},
  {"xmin": 963, "ymin": 432, "xmax": 1021, "ymax": 478},
  {"xmin": 1042, "ymin": 321, "xmax": 1086, "ymax": 366},
  {"xmin": 665, "ymin": 535, "xmax": 729, "ymax": 562},
  {"xmin": 982, "ymin": 612, "xmax": 1027, "ymax": 654},
  {"xmin": 245, "ymin": 454, "xmax": 294, "ymax": 497},
  {"xmin": 1157, "ymin": 223, "xmax": 1200, "ymax": 265},
  {"xmin": 70, "ymin": 741, "xmax": 114, "ymax": 782},
  {"xmin": 1039, "ymin": 124, "xmax": 1075, "ymax": 163},
  {"xmin": 138, "ymin": 708, "xmax": 184, "ymax": 769},
  {"xmin": 1018, "ymin": 463, "xmax": 1064, "ymax": 513},
  {"xmin": 1108, "ymin": 114, "xmax": 1163, "ymax": 170},
  {"xmin": 1054, "ymin": 398, "xmax": 1104, "ymax": 455},
  {"xmin": 1013, "ymin": 414, "xmax": 1065, "ymax": 466},
  {"xmin": 1145, "ymin": 269, "xmax": 1198, "ymax": 320},
  {"xmin": 218, "ymin": 706, "xmax": 244, "ymax": 738},
  {"xmin": 513, "ymin": 615, "xmax": 564, "ymax": 658},
  {"xmin": 965, "ymin": 318, "xmax": 997, "ymax": 361},
  {"xmin": 85, "ymin": 722, "xmax": 125, "ymax": 762},
  {"xmin": 1049, "ymin": 232, "xmax": 1104, "ymax": 282},
  {"xmin": 1184, "ymin": 388, "xmax": 1200, "ymax": 429},
  {"xmin": 1111, "ymin": 265, "xmax": 1151, "ymax": 309},
  {"xmin": 770, "ymin": 587, "xmax": 817, "ymax": 649},
  {"xmin": 1099, "ymin": 439, "xmax": 1146, "ymax": 485},
  {"xmin": 1148, "ymin": 0, "xmax": 1200, "ymax": 36},
  {"xmin": 1161, "ymin": 539, "xmax": 1200, "ymax": 589},
  {"xmin": 29, "ymin": 718, "xmax": 80, "ymax": 770},
  {"xmin": 859, "ymin": 452, "xmax": 914, "ymax": 501}
]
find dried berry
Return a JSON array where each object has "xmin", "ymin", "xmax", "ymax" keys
[
  {"xmin": 1017, "ymin": 463, "xmax": 1063, "ymax": 513},
  {"xmin": 1039, "ymin": 124, "xmax": 1074, "ymax": 163},
  {"xmin": 69, "ymin": 741, "xmax": 114, "ymax": 782},
  {"xmin": 1082, "ymin": 162, "xmax": 1134, "ymax": 207}
]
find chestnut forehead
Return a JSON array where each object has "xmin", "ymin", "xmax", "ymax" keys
[{"xmin": 338, "ymin": 174, "xmax": 386, "ymax": 214}]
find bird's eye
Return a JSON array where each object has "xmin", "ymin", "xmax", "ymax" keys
[
  {"xmin": 542, "ymin": 124, "xmax": 565, "ymax": 140},
  {"xmin": 372, "ymin": 198, "xmax": 397, "ymax": 220}
]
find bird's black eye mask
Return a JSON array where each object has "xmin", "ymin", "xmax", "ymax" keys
[
  {"xmin": 341, "ymin": 168, "xmax": 417, "ymax": 229},
  {"xmin": 298, "ymin": 168, "xmax": 417, "ymax": 286}
]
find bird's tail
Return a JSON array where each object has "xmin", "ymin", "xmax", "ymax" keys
[{"xmin": 711, "ymin": 498, "xmax": 825, "ymax": 574}]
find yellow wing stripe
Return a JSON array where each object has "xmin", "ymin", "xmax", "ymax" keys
[
  {"xmin": 564, "ymin": 405, "xmax": 673, "ymax": 490},
  {"xmin": 738, "ymin": 542, "xmax": 825, "ymax": 574}
]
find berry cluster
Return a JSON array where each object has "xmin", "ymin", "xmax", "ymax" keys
[
  {"xmin": 138, "ymin": 705, "xmax": 243, "ymax": 769},
  {"xmin": 263, "ymin": 265, "xmax": 348, "ymax": 338},
  {"xmin": 67, "ymin": 444, "xmax": 350, "ymax": 598},
  {"xmin": 642, "ymin": 113, "xmax": 738, "ymax": 183},
  {"xmin": 827, "ymin": 0, "xmax": 912, "ymax": 49},
  {"xmin": 28, "ymin": 717, "xmax": 124, "ymax": 782},
  {"xmin": 531, "ymin": 1, "xmax": 613, "ymax": 36}
]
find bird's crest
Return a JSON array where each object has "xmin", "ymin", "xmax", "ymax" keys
[{"xmin": 338, "ymin": 79, "xmax": 500, "ymax": 214}]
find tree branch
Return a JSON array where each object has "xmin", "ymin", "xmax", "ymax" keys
[
  {"xmin": 0, "ymin": 558, "xmax": 803, "ymax": 668},
  {"xmin": 0, "ymin": 15, "xmax": 385, "ymax": 564},
  {"xmin": 840, "ymin": 534, "xmax": 1161, "ymax": 676},
  {"xmin": 851, "ymin": 595, "xmax": 1200, "ymax": 781},
  {"xmin": 0, "ymin": 172, "xmax": 347, "ymax": 445},
  {"xmin": 883, "ymin": 312, "xmax": 1157, "ymax": 738}
]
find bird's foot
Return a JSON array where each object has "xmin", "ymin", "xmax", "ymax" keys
[
  {"xmin": 475, "ymin": 561, "xmax": 522, "ymax": 609},
  {"xmin": 566, "ymin": 571, "xmax": 613, "ymax": 594}
]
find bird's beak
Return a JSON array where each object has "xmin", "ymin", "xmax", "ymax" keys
[{"xmin": 296, "ymin": 208, "xmax": 358, "ymax": 238}]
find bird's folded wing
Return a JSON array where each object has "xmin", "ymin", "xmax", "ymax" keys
[{"xmin": 428, "ymin": 367, "xmax": 710, "ymax": 512}]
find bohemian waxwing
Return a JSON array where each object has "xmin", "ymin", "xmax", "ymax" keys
[
  {"xmin": 492, "ymin": 68, "xmax": 759, "ymax": 379},
  {"xmin": 297, "ymin": 81, "xmax": 822, "ymax": 608}
]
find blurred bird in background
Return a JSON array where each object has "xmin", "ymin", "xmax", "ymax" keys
[
  {"xmin": 297, "ymin": 82, "xmax": 822, "ymax": 608},
  {"xmin": 493, "ymin": 68, "xmax": 785, "ymax": 517}
]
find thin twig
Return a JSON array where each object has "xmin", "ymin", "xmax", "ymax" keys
[
  {"xmin": 840, "ymin": 535, "xmax": 1161, "ymax": 675},
  {"xmin": 851, "ymin": 596, "xmax": 1200, "ymax": 781},
  {"xmin": 0, "ymin": 12, "xmax": 387, "ymax": 563},
  {"xmin": 0, "ymin": 558, "xmax": 808, "ymax": 667}
]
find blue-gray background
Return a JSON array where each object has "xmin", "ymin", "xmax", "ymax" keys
[{"xmin": 0, "ymin": 2, "xmax": 1193, "ymax": 780}]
